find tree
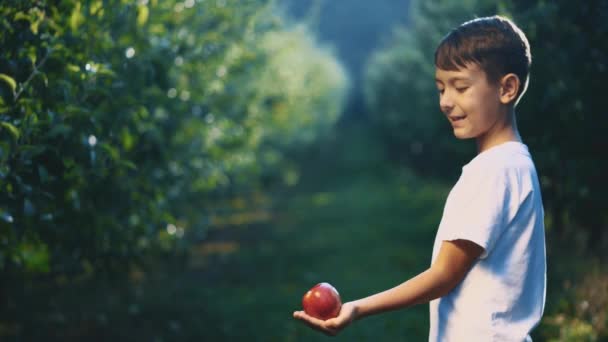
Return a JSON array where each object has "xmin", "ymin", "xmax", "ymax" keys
[{"xmin": 0, "ymin": 0, "xmax": 347, "ymax": 280}]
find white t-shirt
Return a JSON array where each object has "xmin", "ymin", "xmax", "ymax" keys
[{"xmin": 428, "ymin": 141, "xmax": 546, "ymax": 342}]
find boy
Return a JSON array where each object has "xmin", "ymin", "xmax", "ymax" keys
[{"xmin": 293, "ymin": 15, "xmax": 546, "ymax": 341}]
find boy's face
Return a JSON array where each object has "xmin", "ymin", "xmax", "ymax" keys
[{"xmin": 435, "ymin": 63, "xmax": 503, "ymax": 140}]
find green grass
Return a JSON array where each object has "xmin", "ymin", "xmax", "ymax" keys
[
  {"xmin": 193, "ymin": 167, "xmax": 450, "ymax": 341},
  {"xmin": 1, "ymin": 166, "xmax": 451, "ymax": 341}
]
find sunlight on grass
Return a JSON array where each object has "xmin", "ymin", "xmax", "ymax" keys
[
  {"xmin": 312, "ymin": 192, "xmax": 333, "ymax": 206},
  {"xmin": 209, "ymin": 210, "xmax": 271, "ymax": 227}
]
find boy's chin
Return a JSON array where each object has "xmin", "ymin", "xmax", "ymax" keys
[{"xmin": 452, "ymin": 131, "xmax": 474, "ymax": 139}]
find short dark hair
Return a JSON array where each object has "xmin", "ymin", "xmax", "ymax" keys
[{"xmin": 435, "ymin": 15, "xmax": 531, "ymax": 105}]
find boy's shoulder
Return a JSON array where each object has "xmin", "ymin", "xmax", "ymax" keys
[
  {"xmin": 466, "ymin": 142, "xmax": 532, "ymax": 171},
  {"xmin": 463, "ymin": 142, "xmax": 537, "ymax": 185}
]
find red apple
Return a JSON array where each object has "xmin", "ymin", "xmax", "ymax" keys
[{"xmin": 302, "ymin": 282, "xmax": 342, "ymax": 320}]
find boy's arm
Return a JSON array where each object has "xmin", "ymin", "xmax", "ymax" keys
[
  {"xmin": 293, "ymin": 239, "xmax": 484, "ymax": 336},
  {"xmin": 352, "ymin": 239, "xmax": 484, "ymax": 318}
]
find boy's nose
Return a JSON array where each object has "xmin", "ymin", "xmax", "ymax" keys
[{"xmin": 439, "ymin": 94, "xmax": 454, "ymax": 114}]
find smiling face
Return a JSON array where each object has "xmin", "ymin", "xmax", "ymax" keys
[{"xmin": 435, "ymin": 63, "xmax": 506, "ymax": 142}]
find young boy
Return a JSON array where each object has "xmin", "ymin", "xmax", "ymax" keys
[{"xmin": 293, "ymin": 15, "xmax": 546, "ymax": 341}]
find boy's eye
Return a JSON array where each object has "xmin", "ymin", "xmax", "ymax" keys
[
  {"xmin": 456, "ymin": 87, "xmax": 469, "ymax": 93},
  {"xmin": 437, "ymin": 89, "xmax": 445, "ymax": 95}
]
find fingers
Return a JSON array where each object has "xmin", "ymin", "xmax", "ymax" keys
[
  {"xmin": 324, "ymin": 317, "xmax": 339, "ymax": 330},
  {"xmin": 293, "ymin": 311, "xmax": 339, "ymax": 336}
]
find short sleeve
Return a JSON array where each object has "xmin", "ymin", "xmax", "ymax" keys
[{"xmin": 439, "ymin": 167, "xmax": 510, "ymax": 259}]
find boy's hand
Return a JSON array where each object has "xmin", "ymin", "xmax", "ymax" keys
[{"xmin": 293, "ymin": 301, "xmax": 358, "ymax": 336}]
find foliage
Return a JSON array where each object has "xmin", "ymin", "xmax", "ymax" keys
[
  {"xmin": 547, "ymin": 317, "xmax": 598, "ymax": 342},
  {"xmin": 540, "ymin": 270, "xmax": 608, "ymax": 341},
  {"xmin": 0, "ymin": 0, "xmax": 347, "ymax": 280},
  {"xmin": 509, "ymin": 0, "xmax": 608, "ymax": 248}
]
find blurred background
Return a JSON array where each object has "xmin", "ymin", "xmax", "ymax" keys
[{"xmin": 1, "ymin": 0, "xmax": 607, "ymax": 341}]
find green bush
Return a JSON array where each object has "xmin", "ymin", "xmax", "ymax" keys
[
  {"xmin": 0, "ymin": 0, "xmax": 347, "ymax": 279},
  {"xmin": 540, "ymin": 270, "xmax": 608, "ymax": 341}
]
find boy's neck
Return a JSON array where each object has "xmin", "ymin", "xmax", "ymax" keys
[{"xmin": 476, "ymin": 108, "xmax": 522, "ymax": 154}]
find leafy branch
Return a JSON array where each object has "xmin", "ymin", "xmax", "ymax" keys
[{"xmin": 14, "ymin": 47, "xmax": 53, "ymax": 102}]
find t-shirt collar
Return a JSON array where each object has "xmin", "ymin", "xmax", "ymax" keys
[{"xmin": 463, "ymin": 141, "xmax": 529, "ymax": 171}]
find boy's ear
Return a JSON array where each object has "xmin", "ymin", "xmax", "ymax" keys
[{"xmin": 499, "ymin": 73, "xmax": 520, "ymax": 105}]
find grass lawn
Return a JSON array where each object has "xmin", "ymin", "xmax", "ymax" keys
[
  {"xmin": 194, "ymin": 167, "xmax": 450, "ymax": 341},
  {"xmin": 1, "ymin": 166, "xmax": 450, "ymax": 341}
]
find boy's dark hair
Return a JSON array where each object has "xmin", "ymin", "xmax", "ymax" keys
[{"xmin": 435, "ymin": 15, "xmax": 531, "ymax": 105}]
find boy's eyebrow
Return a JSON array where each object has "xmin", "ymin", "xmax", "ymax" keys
[{"xmin": 435, "ymin": 77, "xmax": 472, "ymax": 83}]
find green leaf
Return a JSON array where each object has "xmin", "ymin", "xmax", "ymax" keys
[
  {"xmin": 96, "ymin": 64, "xmax": 116, "ymax": 77},
  {"xmin": 14, "ymin": 12, "xmax": 31, "ymax": 22},
  {"xmin": 30, "ymin": 19, "xmax": 41, "ymax": 35},
  {"xmin": 120, "ymin": 160, "xmax": 138, "ymax": 170},
  {"xmin": 20, "ymin": 241, "xmax": 50, "ymax": 273},
  {"xmin": 121, "ymin": 128, "xmax": 135, "ymax": 151},
  {"xmin": 15, "ymin": 8, "xmax": 46, "ymax": 35},
  {"xmin": 28, "ymin": 47, "xmax": 37, "ymax": 65},
  {"xmin": 0, "ymin": 122, "xmax": 20, "ymax": 141},
  {"xmin": 137, "ymin": 5, "xmax": 149, "ymax": 27},
  {"xmin": 99, "ymin": 142, "xmax": 119, "ymax": 160},
  {"xmin": 90, "ymin": 0, "xmax": 104, "ymax": 16},
  {"xmin": 46, "ymin": 17, "xmax": 64, "ymax": 36},
  {"xmin": 0, "ymin": 92, "xmax": 10, "ymax": 112},
  {"xmin": 66, "ymin": 64, "xmax": 80, "ymax": 73},
  {"xmin": 0, "ymin": 74, "xmax": 17, "ymax": 94},
  {"xmin": 70, "ymin": 2, "xmax": 84, "ymax": 32}
]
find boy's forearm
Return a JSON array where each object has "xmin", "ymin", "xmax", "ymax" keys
[{"xmin": 351, "ymin": 268, "xmax": 454, "ymax": 320}]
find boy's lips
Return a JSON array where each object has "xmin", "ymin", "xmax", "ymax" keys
[{"xmin": 449, "ymin": 115, "xmax": 467, "ymax": 123}]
